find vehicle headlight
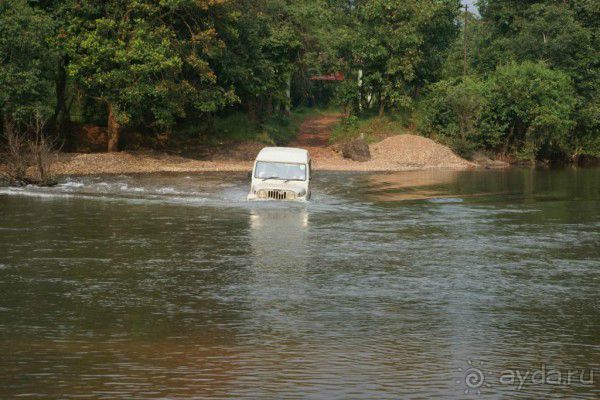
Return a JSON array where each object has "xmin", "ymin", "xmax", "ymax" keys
[
  {"xmin": 258, "ymin": 190, "xmax": 267, "ymax": 199},
  {"xmin": 288, "ymin": 191, "xmax": 297, "ymax": 200}
]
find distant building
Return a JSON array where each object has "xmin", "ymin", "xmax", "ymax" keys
[{"xmin": 310, "ymin": 72, "xmax": 345, "ymax": 82}]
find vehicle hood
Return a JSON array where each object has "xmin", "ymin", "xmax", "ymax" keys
[{"xmin": 252, "ymin": 180, "xmax": 307, "ymax": 195}]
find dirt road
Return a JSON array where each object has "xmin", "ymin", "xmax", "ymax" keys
[
  {"xmin": 290, "ymin": 113, "xmax": 344, "ymax": 160},
  {"xmin": 292, "ymin": 113, "xmax": 343, "ymax": 147}
]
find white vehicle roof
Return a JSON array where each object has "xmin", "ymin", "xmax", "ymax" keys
[{"xmin": 255, "ymin": 147, "xmax": 310, "ymax": 164}]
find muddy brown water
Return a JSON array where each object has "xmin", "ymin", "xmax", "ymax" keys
[{"xmin": 0, "ymin": 168, "xmax": 599, "ymax": 399}]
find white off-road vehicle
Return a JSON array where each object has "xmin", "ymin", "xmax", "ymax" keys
[{"xmin": 247, "ymin": 147, "xmax": 311, "ymax": 201}]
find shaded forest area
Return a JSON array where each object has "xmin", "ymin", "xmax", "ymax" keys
[{"xmin": 1, "ymin": 0, "xmax": 599, "ymax": 164}]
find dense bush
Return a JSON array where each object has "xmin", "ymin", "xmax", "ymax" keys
[
  {"xmin": 418, "ymin": 62, "xmax": 577, "ymax": 160},
  {"xmin": 485, "ymin": 62, "xmax": 576, "ymax": 160},
  {"xmin": 417, "ymin": 76, "xmax": 488, "ymax": 150}
]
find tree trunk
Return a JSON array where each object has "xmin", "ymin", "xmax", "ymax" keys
[
  {"xmin": 54, "ymin": 55, "xmax": 70, "ymax": 137},
  {"xmin": 503, "ymin": 124, "xmax": 514, "ymax": 155},
  {"xmin": 459, "ymin": 113, "xmax": 466, "ymax": 139},
  {"xmin": 463, "ymin": 4, "xmax": 468, "ymax": 76},
  {"xmin": 107, "ymin": 103, "xmax": 120, "ymax": 152},
  {"xmin": 1, "ymin": 112, "xmax": 8, "ymax": 136},
  {"xmin": 266, "ymin": 95, "xmax": 273, "ymax": 117},
  {"xmin": 285, "ymin": 74, "xmax": 292, "ymax": 115},
  {"xmin": 206, "ymin": 112, "xmax": 215, "ymax": 135},
  {"xmin": 246, "ymin": 98, "xmax": 258, "ymax": 123},
  {"xmin": 378, "ymin": 94, "xmax": 385, "ymax": 117},
  {"xmin": 357, "ymin": 69, "xmax": 363, "ymax": 112}
]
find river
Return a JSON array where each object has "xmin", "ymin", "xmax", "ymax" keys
[{"xmin": 1, "ymin": 168, "xmax": 599, "ymax": 399}]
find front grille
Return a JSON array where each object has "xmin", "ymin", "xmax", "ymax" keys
[
  {"xmin": 267, "ymin": 190, "xmax": 287, "ymax": 200},
  {"xmin": 256, "ymin": 189, "xmax": 297, "ymax": 200}
]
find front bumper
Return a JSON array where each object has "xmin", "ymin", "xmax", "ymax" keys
[{"xmin": 247, "ymin": 189, "xmax": 306, "ymax": 201}]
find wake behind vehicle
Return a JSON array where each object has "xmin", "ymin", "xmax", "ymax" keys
[{"xmin": 247, "ymin": 147, "xmax": 311, "ymax": 201}]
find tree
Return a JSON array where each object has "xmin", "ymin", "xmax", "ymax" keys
[
  {"xmin": 357, "ymin": 0, "xmax": 429, "ymax": 115},
  {"xmin": 484, "ymin": 61, "xmax": 576, "ymax": 159},
  {"xmin": 569, "ymin": 0, "xmax": 600, "ymax": 158},
  {"xmin": 214, "ymin": 0, "xmax": 304, "ymax": 121},
  {"xmin": 338, "ymin": 0, "xmax": 460, "ymax": 116},
  {"xmin": 414, "ymin": 0, "xmax": 462, "ymax": 88},
  {"xmin": 512, "ymin": 3, "xmax": 591, "ymax": 79},
  {"xmin": 0, "ymin": 0, "xmax": 55, "ymax": 132},
  {"xmin": 65, "ymin": 0, "xmax": 235, "ymax": 152},
  {"xmin": 419, "ymin": 76, "xmax": 488, "ymax": 139},
  {"xmin": 418, "ymin": 76, "xmax": 489, "ymax": 157}
]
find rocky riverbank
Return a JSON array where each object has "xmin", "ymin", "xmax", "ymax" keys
[{"xmin": 25, "ymin": 133, "xmax": 479, "ymax": 176}]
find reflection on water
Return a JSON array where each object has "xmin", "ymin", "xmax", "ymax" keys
[
  {"xmin": 363, "ymin": 169, "xmax": 461, "ymax": 201},
  {"xmin": 248, "ymin": 206, "xmax": 311, "ymax": 315},
  {"xmin": 249, "ymin": 206, "xmax": 309, "ymax": 267},
  {"xmin": 0, "ymin": 168, "xmax": 599, "ymax": 399}
]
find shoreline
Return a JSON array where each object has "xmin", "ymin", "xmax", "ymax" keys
[
  {"xmin": 2, "ymin": 133, "xmax": 507, "ymax": 180},
  {"xmin": 46, "ymin": 148, "xmax": 477, "ymax": 178},
  {"xmin": 0, "ymin": 151, "xmax": 485, "ymax": 180}
]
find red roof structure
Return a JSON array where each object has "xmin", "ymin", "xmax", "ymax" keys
[{"xmin": 310, "ymin": 72, "xmax": 345, "ymax": 81}]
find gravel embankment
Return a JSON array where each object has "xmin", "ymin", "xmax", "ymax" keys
[
  {"xmin": 311, "ymin": 134, "xmax": 476, "ymax": 171},
  {"xmin": 62, "ymin": 134, "xmax": 474, "ymax": 175},
  {"xmin": 2, "ymin": 133, "xmax": 476, "ymax": 177},
  {"xmin": 50, "ymin": 152, "xmax": 252, "ymax": 175}
]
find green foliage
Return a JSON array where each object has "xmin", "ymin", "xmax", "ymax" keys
[
  {"xmin": 0, "ymin": 0, "xmax": 55, "ymax": 125},
  {"xmin": 477, "ymin": 1, "xmax": 595, "ymax": 75},
  {"xmin": 336, "ymin": 0, "xmax": 460, "ymax": 115},
  {"xmin": 263, "ymin": 114, "xmax": 296, "ymax": 146},
  {"xmin": 330, "ymin": 114, "xmax": 407, "ymax": 144},
  {"xmin": 417, "ymin": 76, "xmax": 489, "ymax": 158},
  {"xmin": 214, "ymin": 0, "xmax": 305, "ymax": 119},
  {"xmin": 515, "ymin": 3, "xmax": 591, "ymax": 77},
  {"xmin": 333, "ymin": 80, "xmax": 361, "ymax": 114},
  {"xmin": 427, "ymin": 0, "xmax": 600, "ymax": 160},
  {"xmin": 0, "ymin": 0, "xmax": 598, "ymax": 162},
  {"xmin": 415, "ymin": 0, "xmax": 463, "ymax": 86},
  {"xmin": 330, "ymin": 115, "xmax": 360, "ymax": 143},
  {"xmin": 65, "ymin": 0, "xmax": 235, "ymax": 129},
  {"xmin": 486, "ymin": 62, "xmax": 576, "ymax": 156},
  {"xmin": 212, "ymin": 113, "xmax": 261, "ymax": 143},
  {"xmin": 575, "ymin": 96, "xmax": 600, "ymax": 157},
  {"xmin": 417, "ymin": 76, "xmax": 488, "ymax": 141},
  {"xmin": 419, "ymin": 61, "xmax": 576, "ymax": 159}
]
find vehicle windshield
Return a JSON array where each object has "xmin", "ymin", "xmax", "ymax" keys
[{"xmin": 254, "ymin": 161, "xmax": 307, "ymax": 181}]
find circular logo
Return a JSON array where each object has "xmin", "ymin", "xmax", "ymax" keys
[
  {"xmin": 464, "ymin": 367, "xmax": 485, "ymax": 389},
  {"xmin": 457, "ymin": 360, "xmax": 492, "ymax": 395}
]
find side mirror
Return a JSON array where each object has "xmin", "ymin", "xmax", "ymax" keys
[{"xmin": 247, "ymin": 171, "xmax": 252, "ymax": 178}]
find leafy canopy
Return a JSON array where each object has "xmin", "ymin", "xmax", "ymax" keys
[
  {"xmin": 65, "ymin": 0, "xmax": 235, "ymax": 128},
  {"xmin": 0, "ymin": 0, "xmax": 55, "ymax": 122}
]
